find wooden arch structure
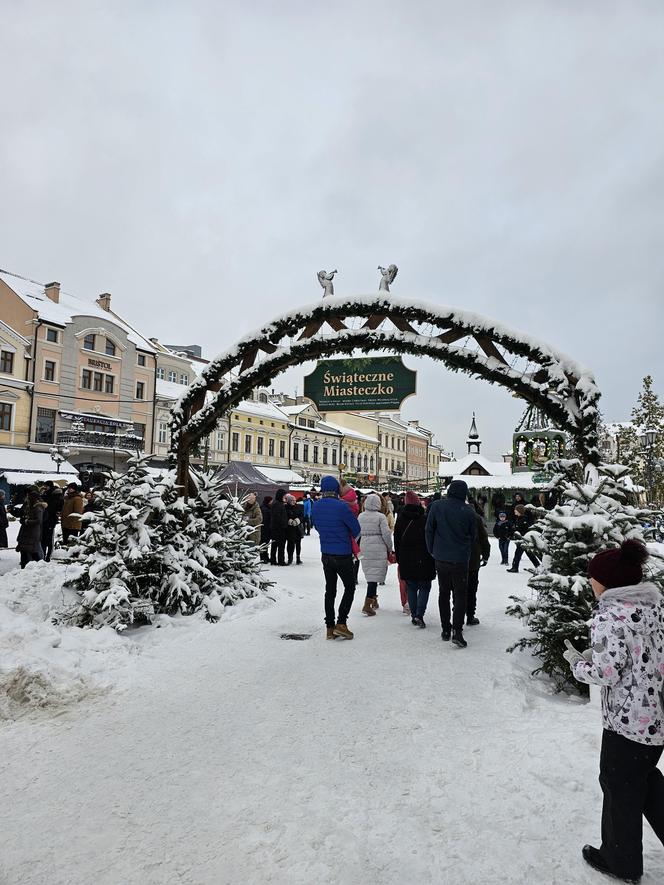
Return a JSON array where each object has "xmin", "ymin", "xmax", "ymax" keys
[{"xmin": 171, "ymin": 296, "xmax": 601, "ymax": 492}]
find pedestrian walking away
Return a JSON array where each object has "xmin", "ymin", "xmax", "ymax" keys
[
  {"xmin": 493, "ymin": 511, "xmax": 512, "ymax": 565},
  {"xmin": 425, "ymin": 479, "xmax": 476, "ymax": 648},
  {"xmin": 358, "ymin": 493, "xmax": 393, "ymax": 617},
  {"xmin": 339, "ymin": 481, "xmax": 361, "ymax": 587},
  {"xmin": 507, "ymin": 504, "xmax": 541, "ymax": 572},
  {"xmin": 16, "ymin": 487, "xmax": 45, "ymax": 568},
  {"xmin": 563, "ymin": 540, "xmax": 664, "ymax": 884},
  {"xmin": 41, "ymin": 481, "xmax": 63, "ymax": 561},
  {"xmin": 467, "ymin": 504, "xmax": 490, "ymax": 626},
  {"xmin": 311, "ymin": 476, "xmax": 361, "ymax": 640},
  {"xmin": 302, "ymin": 493, "xmax": 312, "ymax": 536},
  {"xmin": 284, "ymin": 494, "xmax": 304, "ymax": 564},
  {"xmin": 259, "ymin": 495, "xmax": 272, "ymax": 563},
  {"xmin": 269, "ymin": 489, "xmax": 288, "ymax": 566},
  {"xmin": 0, "ymin": 490, "xmax": 9, "ymax": 549},
  {"xmin": 60, "ymin": 483, "xmax": 84, "ymax": 546},
  {"xmin": 394, "ymin": 490, "xmax": 435, "ymax": 627}
]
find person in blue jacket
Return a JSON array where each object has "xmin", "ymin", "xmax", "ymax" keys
[
  {"xmin": 425, "ymin": 479, "xmax": 476, "ymax": 648},
  {"xmin": 302, "ymin": 493, "xmax": 312, "ymax": 536},
  {"xmin": 312, "ymin": 476, "xmax": 361, "ymax": 640}
]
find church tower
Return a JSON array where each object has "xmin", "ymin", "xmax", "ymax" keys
[{"xmin": 467, "ymin": 413, "xmax": 481, "ymax": 455}]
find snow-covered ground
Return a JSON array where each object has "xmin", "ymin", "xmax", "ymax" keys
[{"xmin": 1, "ymin": 534, "xmax": 662, "ymax": 885}]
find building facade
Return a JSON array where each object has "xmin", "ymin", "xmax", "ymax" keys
[
  {"xmin": 0, "ymin": 319, "xmax": 32, "ymax": 449},
  {"xmin": 281, "ymin": 402, "xmax": 342, "ymax": 484}
]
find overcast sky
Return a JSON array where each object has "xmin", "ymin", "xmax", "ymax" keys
[{"xmin": 2, "ymin": 1, "xmax": 663, "ymax": 458}]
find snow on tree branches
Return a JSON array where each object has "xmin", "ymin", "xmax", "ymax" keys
[
  {"xmin": 506, "ymin": 459, "xmax": 664, "ymax": 694},
  {"xmin": 59, "ymin": 457, "xmax": 270, "ymax": 631}
]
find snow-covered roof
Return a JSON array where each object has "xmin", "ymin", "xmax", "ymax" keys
[
  {"xmin": 156, "ymin": 379, "xmax": 187, "ymax": 401},
  {"xmin": 438, "ymin": 454, "xmax": 511, "ymax": 477},
  {"xmin": 452, "ymin": 474, "xmax": 538, "ymax": 490},
  {"xmin": 0, "ymin": 270, "xmax": 156, "ymax": 353},
  {"xmin": 0, "ymin": 447, "xmax": 78, "ymax": 483},
  {"xmin": 317, "ymin": 420, "xmax": 378, "ymax": 444},
  {"xmin": 280, "ymin": 404, "xmax": 310, "ymax": 416},
  {"xmin": 258, "ymin": 466, "xmax": 305, "ymax": 484},
  {"xmin": 233, "ymin": 400, "xmax": 290, "ymax": 422}
]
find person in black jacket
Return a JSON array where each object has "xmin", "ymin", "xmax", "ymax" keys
[
  {"xmin": 493, "ymin": 511, "xmax": 512, "ymax": 565},
  {"xmin": 41, "ymin": 481, "xmax": 63, "ymax": 562},
  {"xmin": 394, "ymin": 491, "xmax": 436, "ymax": 627},
  {"xmin": 284, "ymin": 494, "xmax": 304, "ymax": 565},
  {"xmin": 259, "ymin": 495, "xmax": 272, "ymax": 563},
  {"xmin": 269, "ymin": 488, "xmax": 288, "ymax": 566},
  {"xmin": 0, "ymin": 490, "xmax": 8, "ymax": 549},
  {"xmin": 507, "ymin": 504, "xmax": 541, "ymax": 572},
  {"xmin": 467, "ymin": 505, "xmax": 491, "ymax": 625}
]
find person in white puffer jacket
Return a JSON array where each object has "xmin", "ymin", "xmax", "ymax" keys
[{"xmin": 564, "ymin": 539, "xmax": 664, "ymax": 884}]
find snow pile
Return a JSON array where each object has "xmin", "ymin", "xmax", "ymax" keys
[{"xmin": 0, "ymin": 560, "xmax": 132, "ymax": 720}]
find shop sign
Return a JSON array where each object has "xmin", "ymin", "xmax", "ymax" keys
[{"xmin": 304, "ymin": 357, "xmax": 416, "ymax": 412}]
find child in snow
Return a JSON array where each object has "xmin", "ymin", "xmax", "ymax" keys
[
  {"xmin": 493, "ymin": 511, "xmax": 512, "ymax": 565},
  {"xmin": 563, "ymin": 539, "xmax": 664, "ymax": 883}
]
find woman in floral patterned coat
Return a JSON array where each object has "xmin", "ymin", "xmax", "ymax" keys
[{"xmin": 564, "ymin": 539, "xmax": 664, "ymax": 883}]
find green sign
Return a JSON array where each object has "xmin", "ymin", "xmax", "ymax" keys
[
  {"xmin": 304, "ymin": 357, "xmax": 417, "ymax": 412},
  {"xmin": 532, "ymin": 471, "xmax": 553, "ymax": 484}
]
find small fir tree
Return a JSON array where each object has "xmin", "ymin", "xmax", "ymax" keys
[{"xmin": 507, "ymin": 459, "xmax": 664, "ymax": 693}]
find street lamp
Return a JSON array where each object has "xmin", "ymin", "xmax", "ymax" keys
[
  {"xmin": 49, "ymin": 444, "xmax": 70, "ymax": 474},
  {"xmin": 638, "ymin": 428, "xmax": 659, "ymax": 503}
]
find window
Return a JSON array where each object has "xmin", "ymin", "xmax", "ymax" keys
[
  {"xmin": 215, "ymin": 430, "xmax": 224, "ymax": 451},
  {"xmin": 81, "ymin": 370, "xmax": 92, "ymax": 389},
  {"xmin": 83, "ymin": 333, "xmax": 95, "ymax": 351},
  {"xmin": 36, "ymin": 407, "xmax": 55, "ymax": 443},
  {"xmin": 158, "ymin": 422, "xmax": 169, "ymax": 444},
  {"xmin": 0, "ymin": 402, "xmax": 12, "ymax": 431},
  {"xmin": 378, "ymin": 433, "xmax": 382, "ymax": 444},
  {"xmin": 133, "ymin": 422, "xmax": 145, "ymax": 441},
  {"xmin": 307, "ymin": 420, "xmax": 315, "ymax": 428},
  {"xmin": 257, "ymin": 436, "xmax": 264, "ymax": 455},
  {"xmin": 303, "ymin": 443, "xmax": 309, "ymax": 462},
  {"xmin": 293, "ymin": 442, "xmax": 299, "ymax": 461},
  {"xmin": 244, "ymin": 434, "xmax": 252, "ymax": 454},
  {"xmin": 168, "ymin": 370, "xmax": 177, "ymax": 383},
  {"xmin": 93, "ymin": 372, "xmax": 103, "ymax": 392},
  {"xmin": 105, "ymin": 339, "xmax": 116, "ymax": 357},
  {"xmin": 44, "ymin": 359, "xmax": 56, "ymax": 381},
  {"xmin": 268, "ymin": 438, "xmax": 275, "ymax": 457},
  {"xmin": 137, "ymin": 353, "xmax": 146, "ymax": 367},
  {"xmin": 370, "ymin": 456, "xmax": 374, "ymax": 472},
  {"xmin": 332, "ymin": 449, "xmax": 337, "ymax": 466},
  {"xmin": 46, "ymin": 328, "xmax": 59, "ymax": 343},
  {"xmin": 279, "ymin": 440, "xmax": 286, "ymax": 459},
  {"xmin": 298, "ymin": 417, "xmax": 307, "ymax": 426},
  {"xmin": 156, "ymin": 367, "xmax": 165, "ymax": 380},
  {"xmin": 136, "ymin": 382, "xmax": 145, "ymax": 400},
  {"xmin": 363, "ymin": 455, "xmax": 368, "ymax": 472},
  {"xmin": 105, "ymin": 375, "xmax": 114, "ymax": 394},
  {"xmin": 232, "ymin": 432, "xmax": 239, "ymax": 452},
  {"xmin": 350, "ymin": 453, "xmax": 355, "ymax": 468},
  {"xmin": 180, "ymin": 374, "xmax": 188, "ymax": 385},
  {"xmin": 0, "ymin": 350, "xmax": 14, "ymax": 374},
  {"xmin": 313, "ymin": 445, "xmax": 319, "ymax": 463},
  {"xmin": 323, "ymin": 448, "xmax": 328, "ymax": 465}
]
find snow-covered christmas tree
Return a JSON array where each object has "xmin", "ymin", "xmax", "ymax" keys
[
  {"xmin": 507, "ymin": 459, "xmax": 664, "ymax": 693},
  {"xmin": 61, "ymin": 457, "xmax": 269, "ymax": 631}
]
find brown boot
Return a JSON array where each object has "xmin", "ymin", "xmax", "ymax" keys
[
  {"xmin": 362, "ymin": 597, "xmax": 377, "ymax": 616},
  {"xmin": 333, "ymin": 623, "xmax": 354, "ymax": 640},
  {"xmin": 371, "ymin": 597, "xmax": 379, "ymax": 609},
  {"xmin": 326, "ymin": 627, "xmax": 336, "ymax": 640}
]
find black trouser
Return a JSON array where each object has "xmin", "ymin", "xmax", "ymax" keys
[
  {"xmin": 61, "ymin": 527, "xmax": 80, "ymax": 545},
  {"xmin": 512, "ymin": 544, "xmax": 540, "ymax": 570},
  {"xmin": 322, "ymin": 553, "xmax": 356, "ymax": 627},
  {"xmin": 436, "ymin": 560, "xmax": 469, "ymax": 632},
  {"xmin": 366, "ymin": 580, "xmax": 378, "ymax": 599},
  {"xmin": 598, "ymin": 728, "xmax": 664, "ymax": 879},
  {"xmin": 42, "ymin": 527, "xmax": 55, "ymax": 561},
  {"xmin": 303, "ymin": 516, "xmax": 311, "ymax": 535},
  {"xmin": 286, "ymin": 536, "xmax": 302, "ymax": 563},
  {"xmin": 498, "ymin": 537, "xmax": 510, "ymax": 563},
  {"xmin": 354, "ymin": 558, "xmax": 360, "ymax": 584},
  {"xmin": 20, "ymin": 551, "xmax": 41, "ymax": 569},
  {"xmin": 466, "ymin": 568, "xmax": 479, "ymax": 620},
  {"xmin": 0, "ymin": 526, "xmax": 7, "ymax": 548},
  {"xmin": 270, "ymin": 539, "xmax": 286, "ymax": 565}
]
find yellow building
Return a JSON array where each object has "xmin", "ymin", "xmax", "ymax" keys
[
  {"xmin": 0, "ymin": 319, "xmax": 32, "ymax": 448},
  {"xmin": 228, "ymin": 400, "xmax": 292, "ymax": 473},
  {"xmin": 317, "ymin": 411, "xmax": 379, "ymax": 484}
]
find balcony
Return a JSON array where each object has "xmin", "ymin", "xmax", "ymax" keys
[{"xmin": 56, "ymin": 430, "xmax": 143, "ymax": 452}]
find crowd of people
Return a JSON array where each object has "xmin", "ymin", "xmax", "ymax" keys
[{"xmin": 0, "ymin": 481, "xmax": 98, "ymax": 568}]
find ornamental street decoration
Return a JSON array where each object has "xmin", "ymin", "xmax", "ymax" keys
[
  {"xmin": 303, "ymin": 357, "xmax": 416, "ymax": 412},
  {"xmin": 171, "ymin": 295, "xmax": 602, "ymax": 496}
]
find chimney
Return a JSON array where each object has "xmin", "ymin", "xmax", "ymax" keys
[
  {"xmin": 45, "ymin": 281, "xmax": 60, "ymax": 304},
  {"xmin": 97, "ymin": 292, "xmax": 112, "ymax": 311}
]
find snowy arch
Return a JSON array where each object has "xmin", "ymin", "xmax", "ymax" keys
[{"xmin": 171, "ymin": 296, "xmax": 601, "ymax": 491}]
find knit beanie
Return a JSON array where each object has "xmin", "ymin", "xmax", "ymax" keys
[
  {"xmin": 588, "ymin": 539, "xmax": 649, "ymax": 590},
  {"xmin": 404, "ymin": 491, "xmax": 420, "ymax": 506}
]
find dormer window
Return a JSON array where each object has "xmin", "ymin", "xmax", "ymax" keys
[{"xmin": 83, "ymin": 334, "xmax": 95, "ymax": 351}]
